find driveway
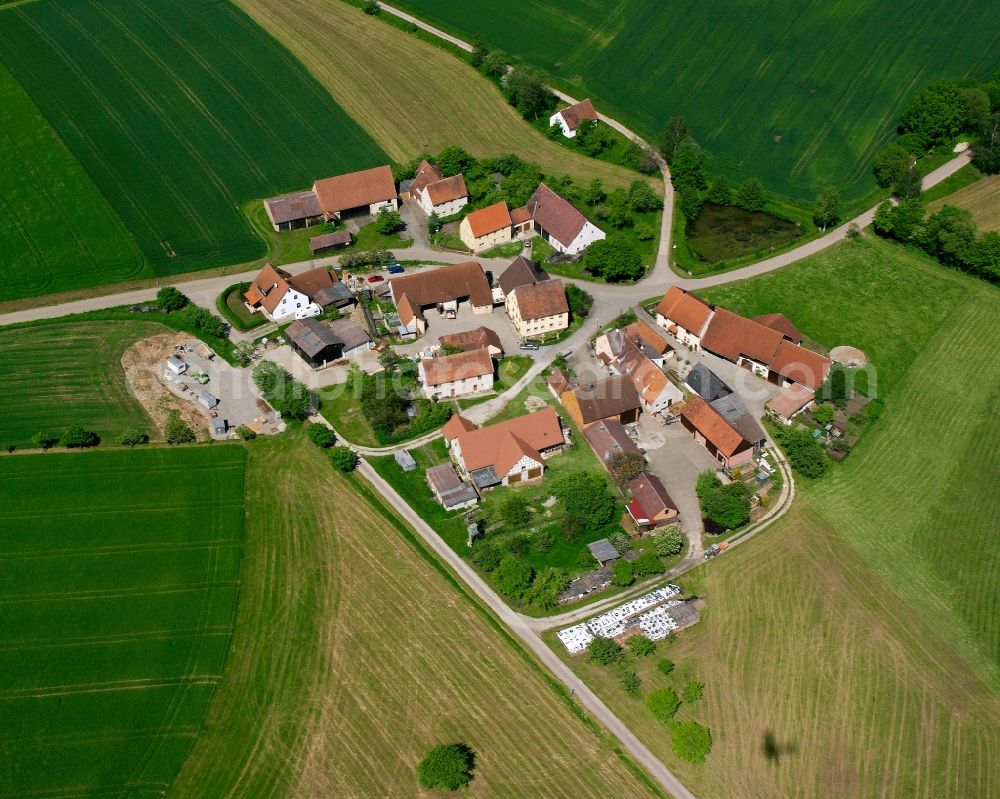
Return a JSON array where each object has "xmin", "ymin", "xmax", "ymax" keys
[{"xmin": 398, "ymin": 199, "xmax": 430, "ymax": 248}]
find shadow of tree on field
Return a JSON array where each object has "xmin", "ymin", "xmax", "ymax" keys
[{"xmin": 763, "ymin": 730, "xmax": 799, "ymax": 764}]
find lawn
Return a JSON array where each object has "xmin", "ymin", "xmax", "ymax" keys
[
  {"xmin": 168, "ymin": 432, "xmax": 661, "ymax": 798},
  {"xmin": 0, "ymin": 446, "xmax": 246, "ymax": 798},
  {"xmin": 927, "ymin": 173, "xmax": 1000, "ymax": 233},
  {"xmin": 0, "ymin": 0, "xmax": 386, "ymax": 290},
  {"xmin": 387, "ymin": 0, "xmax": 996, "ymax": 201},
  {"xmin": 0, "ymin": 320, "xmax": 162, "ymax": 448},
  {"xmin": 557, "ymin": 237, "xmax": 1000, "ymax": 797},
  {"xmin": 233, "ymin": 0, "xmax": 648, "ymax": 192},
  {"xmin": 0, "ymin": 62, "xmax": 146, "ymax": 302}
]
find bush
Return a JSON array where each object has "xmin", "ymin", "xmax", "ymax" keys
[
  {"xmin": 560, "ymin": 513, "xmax": 584, "ymax": 542},
  {"xmin": 811, "ymin": 404, "xmax": 835, "ymax": 426},
  {"xmin": 374, "ymin": 208, "xmax": 404, "ymax": 235},
  {"xmin": 656, "ymin": 658, "xmax": 675, "ymax": 676},
  {"xmin": 584, "ymin": 236, "xmax": 644, "ymax": 282},
  {"xmin": 471, "ymin": 541, "xmax": 501, "ymax": 572},
  {"xmin": 735, "ymin": 178, "xmax": 765, "ymax": 212},
  {"xmin": 682, "ymin": 681, "xmax": 704, "ymax": 702},
  {"xmin": 611, "ymin": 559, "xmax": 635, "ymax": 587},
  {"xmin": 621, "ymin": 670, "xmax": 641, "ymax": 694},
  {"xmin": 417, "ymin": 743, "xmax": 475, "ymax": 791},
  {"xmin": 306, "ymin": 423, "xmax": 336, "ymax": 448},
  {"xmin": 180, "ymin": 304, "xmax": 227, "ymax": 340},
  {"xmin": 772, "ymin": 426, "xmax": 829, "ymax": 479},
  {"xmin": 535, "ymin": 531, "xmax": 552, "ymax": 552},
  {"xmin": 164, "ymin": 412, "xmax": 196, "ymax": 445},
  {"xmin": 551, "ymin": 470, "xmax": 617, "ymax": 528},
  {"xmin": 361, "ymin": 0, "xmax": 379, "ymax": 15},
  {"xmin": 587, "ymin": 636, "xmax": 624, "ymax": 666},
  {"xmin": 627, "ymin": 179, "xmax": 663, "ymax": 212},
  {"xmin": 507, "ymin": 534, "xmax": 530, "ymax": 556},
  {"xmin": 524, "ymin": 567, "xmax": 569, "ymax": 609},
  {"xmin": 116, "ymin": 428, "xmax": 149, "ymax": 447},
  {"xmin": 695, "ymin": 471, "xmax": 751, "ymax": 529},
  {"xmin": 236, "ymin": 424, "xmax": 257, "ymax": 440},
  {"xmin": 564, "ymin": 283, "xmax": 593, "ymax": 318},
  {"xmin": 252, "ymin": 362, "xmax": 311, "ymax": 421},
  {"xmin": 669, "ymin": 720, "xmax": 712, "ymax": 763},
  {"xmin": 31, "ymin": 432, "xmax": 55, "ymax": 451},
  {"xmin": 493, "ymin": 556, "xmax": 534, "ymax": 599},
  {"xmin": 627, "ymin": 635, "xmax": 656, "ymax": 657},
  {"xmin": 646, "ymin": 687, "xmax": 681, "ymax": 722},
  {"xmin": 498, "ymin": 495, "xmax": 531, "ymax": 529},
  {"xmin": 634, "ymin": 221, "xmax": 655, "ymax": 241},
  {"xmin": 609, "ymin": 531, "xmax": 632, "ymax": 555},
  {"xmin": 156, "ymin": 286, "xmax": 188, "ymax": 311},
  {"xmin": 606, "ymin": 451, "xmax": 645, "ymax": 487},
  {"xmin": 329, "ymin": 446, "xmax": 358, "ymax": 472},
  {"xmin": 654, "ymin": 527, "xmax": 684, "ymax": 557},
  {"xmin": 60, "ymin": 424, "xmax": 99, "ymax": 449},
  {"xmin": 633, "ymin": 550, "xmax": 666, "ymax": 577}
]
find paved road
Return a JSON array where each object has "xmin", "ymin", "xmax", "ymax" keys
[{"xmin": 360, "ymin": 458, "xmax": 699, "ymax": 799}]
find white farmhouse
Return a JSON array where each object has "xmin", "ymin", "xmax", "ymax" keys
[
  {"xmin": 418, "ymin": 348, "xmax": 495, "ymax": 400},
  {"xmin": 518, "ymin": 183, "xmax": 605, "ymax": 255},
  {"xmin": 549, "ymin": 98, "xmax": 598, "ymax": 138}
]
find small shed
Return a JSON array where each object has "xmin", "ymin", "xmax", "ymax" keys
[
  {"xmin": 394, "ymin": 449, "xmax": 417, "ymax": 472},
  {"xmin": 587, "ymin": 538, "xmax": 620, "ymax": 566},
  {"xmin": 197, "ymin": 390, "xmax": 219, "ymax": 410},
  {"xmin": 166, "ymin": 356, "xmax": 188, "ymax": 375},
  {"xmin": 309, "ymin": 230, "xmax": 353, "ymax": 255},
  {"xmin": 212, "ymin": 418, "xmax": 228, "ymax": 436}
]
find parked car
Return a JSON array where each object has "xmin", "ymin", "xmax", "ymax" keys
[
  {"xmin": 388, "ymin": 264, "xmax": 404, "ymax": 274},
  {"xmin": 519, "ymin": 341, "xmax": 540, "ymax": 351},
  {"xmin": 366, "ymin": 274, "xmax": 385, "ymax": 283}
]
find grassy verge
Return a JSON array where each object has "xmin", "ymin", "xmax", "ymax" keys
[{"xmin": 216, "ymin": 282, "xmax": 268, "ymax": 332}]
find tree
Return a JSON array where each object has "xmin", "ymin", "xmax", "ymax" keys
[
  {"xmin": 658, "ymin": 116, "xmax": 688, "ymax": 162},
  {"xmin": 60, "ymin": 424, "xmax": 99, "ymax": 449},
  {"xmin": 472, "ymin": 541, "xmax": 501, "ymax": 572},
  {"xmin": 899, "ymin": 80, "xmax": 970, "ymax": 148},
  {"xmin": 31, "ymin": 432, "xmax": 54, "ymax": 450},
  {"xmin": 669, "ymin": 720, "xmax": 712, "ymax": 763},
  {"xmin": 735, "ymin": 178, "xmax": 765, "ymax": 212},
  {"xmin": 677, "ymin": 190, "xmax": 703, "ymax": 221},
  {"xmin": 116, "ymin": 428, "xmax": 148, "ymax": 447},
  {"xmin": 820, "ymin": 365, "xmax": 850, "ymax": 407},
  {"xmin": 894, "ymin": 163, "xmax": 923, "ymax": 200},
  {"xmin": 669, "ymin": 136, "xmax": 706, "ymax": 193},
  {"xmin": 584, "ymin": 178, "xmax": 606, "ymax": 207},
  {"xmin": 633, "ymin": 550, "xmax": 666, "ymax": 577},
  {"xmin": 609, "ymin": 531, "xmax": 632, "ymax": 555},
  {"xmin": 493, "ymin": 556, "xmax": 534, "ymax": 599},
  {"xmin": 845, "ymin": 222, "xmax": 862, "ymax": 240},
  {"xmin": 481, "ymin": 50, "xmax": 508, "ymax": 79},
  {"xmin": 682, "ymin": 681, "xmax": 704, "ymax": 702},
  {"xmin": 427, "ymin": 210, "xmax": 442, "ymax": 235},
  {"xmin": 469, "ymin": 34, "xmax": 488, "ymax": 67},
  {"xmin": 812, "ymin": 187, "xmax": 841, "ymax": 231},
  {"xmin": 164, "ymin": 412, "xmax": 196, "ymax": 445},
  {"xmin": 233, "ymin": 340, "xmax": 256, "ymax": 367},
  {"xmin": 576, "ymin": 119, "xmax": 616, "ymax": 156},
  {"xmin": 236, "ymin": 424, "xmax": 256, "ymax": 440},
  {"xmin": 811, "ymin": 404, "xmax": 834, "ymax": 426},
  {"xmin": 634, "ymin": 221, "xmax": 655, "ymax": 241},
  {"xmin": 873, "ymin": 198, "xmax": 925, "ymax": 241},
  {"xmin": 584, "ymin": 237, "xmax": 644, "ymax": 282},
  {"xmin": 696, "ymin": 471, "xmax": 751, "ymax": 529},
  {"xmin": 772, "ymin": 425, "xmax": 829, "ymax": 478},
  {"xmin": 550, "ymin": 470, "xmax": 617, "ymax": 527},
  {"xmin": 560, "ymin": 513, "xmax": 583, "ymax": 542},
  {"xmin": 656, "ymin": 658, "xmax": 675, "ymax": 675},
  {"xmin": 587, "ymin": 635, "xmax": 624, "ymax": 665},
  {"xmin": 707, "ymin": 176, "xmax": 732, "ymax": 205},
  {"xmin": 436, "ymin": 145, "xmax": 475, "ymax": 176},
  {"xmin": 564, "ymin": 284, "xmax": 593, "ymax": 317},
  {"xmin": 611, "ymin": 558, "xmax": 635, "ymax": 587},
  {"xmin": 972, "ymin": 143, "xmax": 1000, "ymax": 175},
  {"xmin": 646, "ymin": 687, "xmax": 681, "ymax": 723},
  {"xmin": 502, "ymin": 66, "xmax": 555, "ymax": 119},
  {"xmin": 525, "ymin": 567, "xmax": 570, "ymax": 609},
  {"xmin": 156, "ymin": 286, "xmax": 188, "ymax": 311},
  {"xmin": 606, "ymin": 451, "xmax": 646, "ymax": 487},
  {"xmin": 621, "ymin": 670, "xmax": 641, "ymax": 694},
  {"xmin": 378, "ymin": 347, "xmax": 402, "ymax": 371},
  {"xmin": 971, "ymin": 231, "xmax": 1000, "ymax": 280},
  {"xmin": 361, "ymin": 0, "xmax": 379, "ymax": 14},
  {"xmin": 498, "ymin": 494, "xmax": 531, "ymax": 528},
  {"xmin": 499, "ymin": 160, "xmax": 543, "ymax": 207},
  {"xmin": 307, "ymin": 423, "xmax": 336, "ymax": 448},
  {"xmin": 417, "ymin": 743, "xmax": 475, "ymax": 791},
  {"xmin": 329, "ymin": 446, "xmax": 358, "ymax": 472},
  {"xmin": 374, "ymin": 208, "xmax": 404, "ymax": 235},
  {"xmin": 919, "ymin": 205, "xmax": 977, "ymax": 267},
  {"xmin": 627, "ymin": 179, "xmax": 662, "ymax": 212},
  {"xmin": 654, "ymin": 527, "xmax": 684, "ymax": 557},
  {"xmin": 873, "ymin": 142, "xmax": 914, "ymax": 188},
  {"xmin": 627, "ymin": 635, "xmax": 656, "ymax": 657}
]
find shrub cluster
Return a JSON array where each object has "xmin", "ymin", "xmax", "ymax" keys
[
  {"xmin": 252, "ymin": 361, "xmax": 311, "ymax": 421},
  {"xmin": 695, "ymin": 471, "xmax": 751, "ymax": 529}
]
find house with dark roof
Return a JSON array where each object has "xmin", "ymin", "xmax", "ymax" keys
[
  {"xmin": 309, "ymin": 230, "xmax": 352, "ymax": 254},
  {"xmin": 312, "ymin": 165, "xmax": 398, "ymax": 220},
  {"xmin": 426, "ymin": 463, "xmax": 479, "ymax": 509},
  {"xmin": 450, "ymin": 407, "xmax": 567, "ymax": 489},
  {"xmin": 582, "ymin": 419, "xmax": 643, "ymax": 469},
  {"xmin": 497, "ymin": 255, "xmax": 549, "ymax": 298},
  {"xmin": 516, "ymin": 184, "xmax": 605, "ymax": 255},
  {"xmin": 262, "ymin": 190, "xmax": 324, "ymax": 232},
  {"xmin": 439, "ymin": 326, "xmax": 504, "ymax": 357},
  {"xmin": 459, "ymin": 201, "xmax": 513, "ymax": 252},
  {"xmin": 418, "ymin": 348, "xmax": 495, "ymax": 399},
  {"xmin": 680, "ymin": 395, "xmax": 755, "ymax": 468},
  {"xmin": 506, "ymin": 279, "xmax": 569, "ymax": 339},
  {"xmin": 710, "ymin": 393, "xmax": 766, "ymax": 454},
  {"xmin": 685, "ymin": 363, "xmax": 732, "ymax": 402},
  {"xmin": 388, "ymin": 261, "xmax": 494, "ymax": 336},
  {"xmin": 560, "ymin": 375, "xmax": 642, "ymax": 428},
  {"xmin": 549, "ymin": 98, "xmax": 599, "ymax": 138},
  {"xmin": 327, "ymin": 319, "xmax": 371, "ymax": 356},
  {"xmin": 654, "ymin": 286, "xmax": 715, "ymax": 350},
  {"xmin": 285, "ymin": 319, "xmax": 344, "ymax": 369},
  {"xmin": 626, "ymin": 472, "xmax": 678, "ymax": 531},
  {"xmin": 244, "ymin": 264, "xmax": 352, "ymax": 322}
]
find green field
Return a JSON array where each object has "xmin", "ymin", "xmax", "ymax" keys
[
  {"xmin": 559, "ymin": 237, "xmax": 1000, "ymax": 797},
  {"xmin": 391, "ymin": 0, "xmax": 996, "ymax": 200},
  {"xmin": 0, "ymin": 63, "xmax": 146, "ymax": 301},
  {"xmin": 0, "ymin": 446, "xmax": 245, "ymax": 798},
  {"xmin": 168, "ymin": 433, "xmax": 660, "ymax": 798},
  {"xmin": 0, "ymin": 0, "xmax": 385, "ymax": 296},
  {"xmin": 0, "ymin": 320, "xmax": 162, "ymax": 448}
]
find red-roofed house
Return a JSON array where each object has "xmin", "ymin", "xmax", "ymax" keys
[
  {"xmin": 410, "ymin": 160, "xmax": 469, "ymax": 217},
  {"xmin": 549, "ymin": 98, "xmax": 598, "ymax": 138},
  {"xmin": 700, "ymin": 308, "xmax": 784, "ymax": 378},
  {"xmin": 655, "ymin": 286, "xmax": 715, "ymax": 350},
  {"xmin": 460, "ymin": 201, "xmax": 513, "ymax": 252},
  {"xmin": 767, "ymin": 340, "xmax": 831, "ymax": 390},
  {"xmin": 312, "ymin": 165, "xmax": 398, "ymax": 220},
  {"xmin": 753, "ymin": 313, "xmax": 802, "ymax": 344},
  {"xmin": 626, "ymin": 472, "xmax": 679, "ymax": 531},
  {"xmin": 680, "ymin": 395, "xmax": 755, "ymax": 468},
  {"xmin": 506, "ymin": 279, "xmax": 569, "ymax": 339},
  {"xmin": 244, "ymin": 264, "xmax": 351, "ymax": 322},
  {"xmin": 418, "ymin": 348, "xmax": 495, "ymax": 399}
]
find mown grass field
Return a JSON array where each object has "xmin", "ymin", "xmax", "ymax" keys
[
  {"xmin": 928, "ymin": 174, "xmax": 1000, "ymax": 232},
  {"xmin": 168, "ymin": 433, "xmax": 661, "ymax": 798},
  {"xmin": 0, "ymin": 0, "xmax": 385, "ymax": 291},
  {"xmin": 391, "ymin": 0, "xmax": 996, "ymax": 200},
  {"xmin": 0, "ymin": 320, "xmax": 161, "ymax": 448},
  {"xmin": 0, "ymin": 63, "xmax": 147, "ymax": 302},
  {"xmin": 0, "ymin": 446, "xmax": 245, "ymax": 798},
  {"xmin": 234, "ymin": 0, "xmax": 648, "ymax": 191},
  {"xmin": 560, "ymin": 238, "xmax": 1000, "ymax": 797}
]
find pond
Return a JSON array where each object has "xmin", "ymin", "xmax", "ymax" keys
[{"xmin": 685, "ymin": 203, "xmax": 801, "ymax": 264}]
